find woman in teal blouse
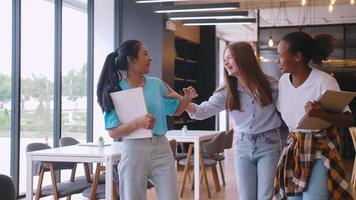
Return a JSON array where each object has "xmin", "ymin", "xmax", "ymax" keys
[{"xmin": 97, "ymin": 40, "xmax": 196, "ymax": 200}]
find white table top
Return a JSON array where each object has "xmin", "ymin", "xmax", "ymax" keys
[
  {"xmin": 28, "ymin": 143, "xmax": 122, "ymax": 159},
  {"xmin": 166, "ymin": 130, "xmax": 221, "ymax": 142}
]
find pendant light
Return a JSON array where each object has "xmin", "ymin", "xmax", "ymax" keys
[{"xmin": 268, "ymin": 37, "xmax": 274, "ymax": 47}]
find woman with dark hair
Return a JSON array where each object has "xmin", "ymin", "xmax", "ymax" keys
[
  {"xmin": 182, "ymin": 42, "xmax": 282, "ymax": 200},
  {"xmin": 274, "ymin": 31, "xmax": 353, "ymax": 200},
  {"xmin": 97, "ymin": 40, "xmax": 197, "ymax": 200}
]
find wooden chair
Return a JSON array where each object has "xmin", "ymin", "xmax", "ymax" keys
[
  {"xmin": 349, "ymin": 127, "xmax": 356, "ymax": 189},
  {"xmin": 82, "ymin": 163, "xmax": 119, "ymax": 200},
  {"xmin": 210, "ymin": 129, "xmax": 234, "ymax": 186},
  {"xmin": 178, "ymin": 132, "xmax": 225, "ymax": 198},
  {"xmin": 59, "ymin": 137, "xmax": 91, "ymax": 183},
  {"xmin": 27, "ymin": 143, "xmax": 92, "ymax": 200}
]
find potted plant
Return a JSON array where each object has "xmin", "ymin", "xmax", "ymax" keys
[{"xmin": 98, "ymin": 136, "xmax": 104, "ymax": 147}]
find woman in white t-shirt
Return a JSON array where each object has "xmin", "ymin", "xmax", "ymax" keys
[{"xmin": 273, "ymin": 32, "xmax": 353, "ymax": 200}]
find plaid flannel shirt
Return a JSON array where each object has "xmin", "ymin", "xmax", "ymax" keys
[{"xmin": 273, "ymin": 126, "xmax": 352, "ymax": 200}]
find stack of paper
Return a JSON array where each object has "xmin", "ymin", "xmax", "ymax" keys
[{"xmin": 110, "ymin": 87, "xmax": 152, "ymax": 139}]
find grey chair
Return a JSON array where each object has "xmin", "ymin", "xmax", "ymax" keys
[
  {"xmin": 178, "ymin": 132, "xmax": 225, "ymax": 198},
  {"xmin": 26, "ymin": 143, "xmax": 92, "ymax": 200},
  {"xmin": 59, "ymin": 137, "xmax": 80, "ymax": 146},
  {"xmin": 81, "ymin": 162, "xmax": 119, "ymax": 200},
  {"xmin": 206, "ymin": 129, "xmax": 234, "ymax": 186},
  {"xmin": 0, "ymin": 174, "xmax": 15, "ymax": 200},
  {"xmin": 59, "ymin": 137, "xmax": 92, "ymax": 183}
]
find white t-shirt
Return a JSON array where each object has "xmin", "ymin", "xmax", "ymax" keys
[{"xmin": 277, "ymin": 67, "xmax": 350, "ymax": 132}]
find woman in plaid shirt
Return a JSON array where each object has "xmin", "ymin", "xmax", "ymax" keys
[{"xmin": 274, "ymin": 31, "xmax": 354, "ymax": 200}]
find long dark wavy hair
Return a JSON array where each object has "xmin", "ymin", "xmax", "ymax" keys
[
  {"xmin": 281, "ymin": 31, "xmax": 335, "ymax": 66},
  {"xmin": 223, "ymin": 42, "xmax": 273, "ymax": 111},
  {"xmin": 97, "ymin": 40, "xmax": 142, "ymax": 112}
]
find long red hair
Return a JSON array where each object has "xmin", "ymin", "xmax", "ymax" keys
[{"xmin": 223, "ymin": 42, "xmax": 273, "ymax": 111}]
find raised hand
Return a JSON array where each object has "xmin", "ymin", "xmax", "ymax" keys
[
  {"xmin": 135, "ymin": 114, "xmax": 156, "ymax": 129},
  {"xmin": 183, "ymin": 86, "xmax": 198, "ymax": 100}
]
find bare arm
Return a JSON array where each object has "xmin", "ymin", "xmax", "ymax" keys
[
  {"xmin": 108, "ymin": 114, "xmax": 155, "ymax": 138},
  {"xmin": 305, "ymin": 101, "xmax": 353, "ymax": 127}
]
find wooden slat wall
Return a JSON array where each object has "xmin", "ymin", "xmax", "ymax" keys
[{"xmin": 174, "ymin": 21, "xmax": 200, "ymax": 44}]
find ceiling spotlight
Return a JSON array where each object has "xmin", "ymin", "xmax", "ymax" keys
[
  {"xmin": 154, "ymin": 3, "xmax": 240, "ymax": 13},
  {"xmin": 168, "ymin": 11, "xmax": 249, "ymax": 20},
  {"xmin": 301, "ymin": 0, "xmax": 307, "ymax": 6},
  {"xmin": 328, "ymin": 4, "xmax": 334, "ymax": 13},
  {"xmin": 351, "ymin": 0, "xmax": 355, "ymax": 5},
  {"xmin": 182, "ymin": 18, "xmax": 256, "ymax": 26},
  {"xmin": 136, "ymin": 0, "xmax": 188, "ymax": 3}
]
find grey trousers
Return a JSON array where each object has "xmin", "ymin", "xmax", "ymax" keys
[{"xmin": 118, "ymin": 136, "xmax": 178, "ymax": 200}]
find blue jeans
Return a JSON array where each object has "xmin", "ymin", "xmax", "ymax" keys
[
  {"xmin": 235, "ymin": 128, "xmax": 281, "ymax": 200},
  {"xmin": 287, "ymin": 159, "xmax": 329, "ymax": 200}
]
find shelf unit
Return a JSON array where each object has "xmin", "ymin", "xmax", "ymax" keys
[
  {"xmin": 173, "ymin": 38, "xmax": 201, "ymax": 130},
  {"xmin": 162, "ymin": 26, "xmax": 216, "ymax": 131}
]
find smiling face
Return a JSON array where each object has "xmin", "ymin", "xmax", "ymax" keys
[
  {"xmin": 223, "ymin": 48, "xmax": 240, "ymax": 77},
  {"xmin": 277, "ymin": 40, "xmax": 299, "ymax": 74},
  {"xmin": 129, "ymin": 45, "xmax": 152, "ymax": 75}
]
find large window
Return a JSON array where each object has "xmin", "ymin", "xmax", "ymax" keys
[
  {"xmin": 3, "ymin": 0, "xmax": 114, "ymax": 197},
  {"xmin": 19, "ymin": 0, "xmax": 55, "ymax": 193},
  {"xmin": 61, "ymin": 1, "xmax": 88, "ymax": 142},
  {"xmin": 0, "ymin": 0, "xmax": 12, "ymax": 176}
]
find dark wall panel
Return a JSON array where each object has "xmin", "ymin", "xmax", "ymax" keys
[{"xmin": 121, "ymin": 1, "xmax": 164, "ymax": 78}]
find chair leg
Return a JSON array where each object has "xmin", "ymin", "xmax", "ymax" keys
[
  {"xmin": 35, "ymin": 165, "xmax": 45, "ymax": 200},
  {"xmin": 112, "ymin": 180, "xmax": 118, "ymax": 200},
  {"xmin": 49, "ymin": 163, "xmax": 59, "ymax": 200},
  {"xmin": 190, "ymin": 170, "xmax": 194, "ymax": 191},
  {"xmin": 200, "ymin": 154, "xmax": 211, "ymax": 199},
  {"xmin": 64, "ymin": 163, "xmax": 77, "ymax": 200},
  {"xmin": 200, "ymin": 168, "xmax": 204, "ymax": 185},
  {"xmin": 218, "ymin": 160, "xmax": 225, "ymax": 186},
  {"xmin": 69, "ymin": 163, "xmax": 77, "ymax": 182},
  {"xmin": 90, "ymin": 163, "xmax": 102, "ymax": 200},
  {"xmin": 352, "ymin": 158, "xmax": 356, "ymax": 188},
  {"xmin": 201, "ymin": 167, "xmax": 211, "ymax": 198},
  {"xmin": 211, "ymin": 165, "xmax": 221, "ymax": 192},
  {"xmin": 179, "ymin": 144, "xmax": 193, "ymax": 198},
  {"xmin": 187, "ymin": 167, "xmax": 192, "ymax": 184},
  {"xmin": 84, "ymin": 163, "xmax": 92, "ymax": 183}
]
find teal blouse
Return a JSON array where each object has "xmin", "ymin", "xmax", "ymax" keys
[{"xmin": 104, "ymin": 76, "xmax": 179, "ymax": 136}]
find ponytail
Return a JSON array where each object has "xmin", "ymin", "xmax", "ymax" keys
[
  {"xmin": 281, "ymin": 31, "xmax": 334, "ymax": 66},
  {"xmin": 313, "ymin": 34, "xmax": 335, "ymax": 65},
  {"xmin": 97, "ymin": 40, "xmax": 142, "ymax": 112}
]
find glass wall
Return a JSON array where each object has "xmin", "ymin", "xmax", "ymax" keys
[
  {"xmin": 20, "ymin": 0, "xmax": 55, "ymax": 193},
  {"xmin": 61, "ymin": 1, "xmax": 88, "ymax": 142},
  {"xmin": 2, "ymin": 0, "xmax": 114, "ymax": 196},
  {"xmin": 0, "ymin": 0, "xmax": 12, "ymax": 176}
]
